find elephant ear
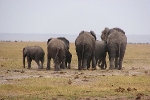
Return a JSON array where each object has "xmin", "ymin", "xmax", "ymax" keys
[
  {"xmin": 101, "ymin": 27, "xmax": 109, "ymax": 41},
  {"xmin": 79, "ymin": 30, "xmax": 84, "ymax": 35},
  {"xmin": 90, "ymin": 31, "xmax": 96, "ymax": 40},
  {"xmin": 47, "ymin": 38, "xmax": 52, "ymax": 45},
  {"xmin": 57, "ymin": 37, "xmax": 69, "ymax": 49},
  {"xmin": 113, "ymin": 27, "xmax": 125, "ymax": 34},
  {"xmin": 23, "ymin": 47, "xmax": 27, "ymax": 56}
]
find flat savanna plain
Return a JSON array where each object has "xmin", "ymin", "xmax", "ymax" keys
[{"xmin": 0, "ymin": 42, "xmax": 150, "ymax": 100}]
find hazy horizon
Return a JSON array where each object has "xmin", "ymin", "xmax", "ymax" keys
[{"xmin": 0, "ymin": 33, "xmax": 150, "ymax": 43}]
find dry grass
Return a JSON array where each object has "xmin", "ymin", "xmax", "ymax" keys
[{"xmin": 0, "ymin": 42, "xmax": 150, "ymax": 100}]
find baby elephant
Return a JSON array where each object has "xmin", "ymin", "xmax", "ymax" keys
[
  {"xmin": 23, "ymin": 46, "xmax": 45, "ymax": 69},
  {"xmin": 60, "ymin": 50, "xmax": 72, "ymax": 69},
  {"xmin": 95, "ymin": 40, "xmax": 107, "ymax": 69}
]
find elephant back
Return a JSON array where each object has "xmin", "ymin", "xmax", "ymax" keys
[
  {"xmin": 57, "ymin": 37, "xmax": 69, "ymax": 50},
  {"xmin": 107, "ymin": 30, "xmax": 127, "ymax": 45},
  {"xmin": 75, "ymin": 31, "xmax": 96, "ymax": 48},
  {"xmin": 47, "ymin": 38, "xmax": 66, "ymax": 50}
]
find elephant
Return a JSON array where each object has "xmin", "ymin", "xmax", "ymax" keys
[
  {"xmin": 23, "ymin": 46, "xmax": 45, "ymax": 69},
  {"xmin": 65, "ymin": 50, "xmax": 72, "ymax": 69},
  {"xmin": 75, "ymin": 30, "xmax": 96, "ymax": 70},
  {"xmin": 57, "ymin": 37, "xmax": 72, "ymax": 69},
  {"xmin": 47, "ymin": 37, "xmax": 70, "ymax": 71},
  {"xmin": 101, "ymin": 27, "xmax": 127, "ymax": 70},
  {"xmin": 95, "ymin": 40, "xmax": 107, "ymax": 69},
  {"xmin": 60, "ymin": 50, "xmax": 72, "ymax": 69}
]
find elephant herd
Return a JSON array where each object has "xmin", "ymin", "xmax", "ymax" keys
[{"xmin": 23, "ymin": 27, "xmax": 127, "ymax": 71}]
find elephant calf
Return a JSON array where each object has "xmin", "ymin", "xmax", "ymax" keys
[
  {"xmin": 23, "ymin": 46, "xmax": 45, "ymax": 69},
  {"xmin": 60, "ymin": 50, "xmax": 72, "ymax": 69},
  {"xmin": 95, "ymin": 40, "xmax": 107, "ymax": 69}
]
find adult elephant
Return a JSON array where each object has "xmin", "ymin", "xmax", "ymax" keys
[
  {"xmin": 95, "ymin": 40, "xmax": 107, "ymax": 69},
  {"xmin": 23, "ymin": 46, "xmax": 45, "ymax": 69},
  {"xmin": 75, "ymin": 30, "xmax": 96, "ymax": 70},
  {"xmin": 57, "ymin": 37, "xmax": 72, "ymax": 69},
  {"xmin": 47, "ymin": 37, "xmax": 69, "ymax": 71},
  {"xmin": 101, "ymin": 27, "xmax": 127, "ymax": 70}
]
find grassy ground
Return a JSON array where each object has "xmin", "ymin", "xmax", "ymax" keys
[{"xmin": 0, "ymin": 42, "xmax": 150, "ymax": 100}]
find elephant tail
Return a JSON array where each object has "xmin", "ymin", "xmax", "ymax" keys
[
  {"xmin": 54, "ymin": 48, "xmax": 60, "ymax": 63},
  {"xmin": 118, "ymin": 42, "xmax": 121, "ymax": 58},
  {"xmin": 23, "ymin": 48, "xmax": 25, "ymax": 68},
  {"xmin": 82, "ymin": 44, "xmax": 85, "ymax": 60}
]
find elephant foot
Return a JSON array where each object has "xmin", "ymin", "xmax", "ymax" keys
[
  {"xmin": 92, "ymin": 67, "xmax": 96, "ymax": 70},
  {"xmin": 27, "ymin": 67, "xmax": 31, "ymax": 69},
  {"xmin": 82, "ymin": 67, "xmax": 87, "ymax": 70},
  {"xmin": 46, "ymin": 67, "xmax": 50, "ymax": 70},
  {"xmin": 109, "ymin": 67, "xmax": 114, "ymax": 70},
  {"xmin": 38, "ymin": 67, "xmax": 43, "ymax": 69},
  {"xmin": 55, "ymin": 68, "xmax": 60, "ymax": 71},
  {"xmin": 78, "ymin": 67, "xmax": 82, "ymax": 70},
  {"xmin": 101, "ymin": 68, "xmax": 105, "ymax": 70},
  {"xmin": 67, "ymin": 64, "xmax": 71, "ymax": 69},
  {"xmin": 118, "ymin": 67, "xmax": 123, "ymax": 70}
]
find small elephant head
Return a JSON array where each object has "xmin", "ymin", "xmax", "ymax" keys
[
  {"xmin": 57, "ymin": 37, "xmax": 69, "ymax": 50},
  {"xmin": 101, "ymin": 27, "xmax": 110, "ymax": 42},
  {"xmin": 23, "ymin": 47, "xmax": 28, "ymax": 68}
]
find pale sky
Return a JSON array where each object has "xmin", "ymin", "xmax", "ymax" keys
[{"xmin": 0, "ymin": 0, "xmax": 150, "ymax": 35}]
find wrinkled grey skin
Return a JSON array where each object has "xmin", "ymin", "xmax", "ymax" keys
[
  {"xmin": 47, "ymin": 38, "xmax": 67, "ymax": 71},
  {"xmin": 60, "ymin": 50, "xmax": 72, "ymax": 69},
  {"xmin": 57, "ymin": 37, "xmax": 72, "ymax": 69},
  {"xmin": 65, "ymin": 51, "xmax": 72, "ymax": 69},
  {"xmin": 95, "ymin": 40, "xmax": 107, "ymax": 69},
  {"xmin": 101, "ymin": 27, "xmax": 127, "ymax": 70},
  {"xmin": 75, "ymin": 30, "xmax": 96, "ymax": 70},
  {"xmin": 23, "ymin": 46, "xmax": 45, "ymax": 69}
]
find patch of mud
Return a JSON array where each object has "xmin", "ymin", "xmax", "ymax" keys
[{"xmin": 0, "ymin": 66, "xmax": 150, "ymax": 84}]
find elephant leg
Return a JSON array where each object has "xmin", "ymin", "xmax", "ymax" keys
[
  {"xmin": 98, "ymin": 59, "xmax": 101, "ymax": 68},
  {"xmin": 101, "ymin": 59, "xmax": 105, "ymax": 70},
  {"xmin": 104, "ymin": 59, "xmax": 107, "ymax": 69},
  {"xmin": 67, "ymin": 63, "xmax": 71, "ymax": 69},
  {"xmin": 109, "ymin": 51, "xmax": 116, "ymax": 70},
  {"xmin": 46, "ymin": 55, "xmax": 51, "ymax": 70},
  {"xmin": 118, "ymin": 49, "xmax": 125, "ymax": 70},
  {"xmin": 115, "ymin": 56, "xmax": 119, "ymax": 69},
  {"xmin": 40, "ymin": 58, "xmax": 44, "ymax": 69},
  {"xmin": 92, "ymin": 56, "xmax": 96, "ymax": 70},
  {"xmin": 35, "ymin": 57, "xmax": 42, "ymax": 69},
  {"xmin": 82, "ymin": 58, "xmax": 87, "ymax": 70},
  {"xmin": 77, "ymin": 56, "xmax": 82, "ymax": 70},
  {"xmin": 61, "ymin": 57, "xmax": 66, "ymax": 69},
  {"xmin": 27, "ymin": 56, "xmax": 32, "ymax": 69},
  {"xmin": 87, "ymin": 57, "xmax": 91, "ymax": 69},
  {"xmin": 65, "ymin": 61, "xmax": 68, "ymax": 68},
  {"xmin": 35, "ymin": 60, "xmax": 41, "ymax": 69},
  {"xmin": 55, "ymin": 63, "xmax": 61, "ymax": 71}
]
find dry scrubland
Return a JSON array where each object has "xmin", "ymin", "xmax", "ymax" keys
[{"xmin": 0, "ymin": 42, "xmax": 150, "ymax": 100}]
